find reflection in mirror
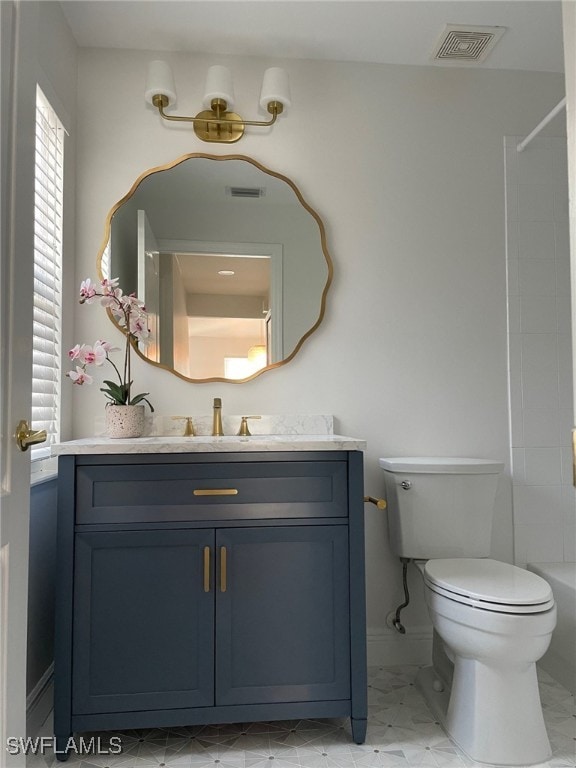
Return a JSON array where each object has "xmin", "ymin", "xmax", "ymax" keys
[{"xmin": 99, "ymin": 155, "xmax": 332, "ymax": 382}]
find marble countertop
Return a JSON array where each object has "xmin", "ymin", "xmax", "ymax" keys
[{"xmin": 51, "ymin": 434, "xmax": 367, "ymax": 455}]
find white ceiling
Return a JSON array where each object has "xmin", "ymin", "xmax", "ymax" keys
[
  {"xmin": 176, "ymin": 253, "xmax": 270, "ymax": 296},
  {"xmin": 60, "ymin": 0, "xmax": 565, "ymax": 73}
]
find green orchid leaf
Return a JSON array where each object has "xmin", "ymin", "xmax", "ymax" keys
[{"xmin": 129, "ymin": 393, "xmax": 155, "ymax": 411}]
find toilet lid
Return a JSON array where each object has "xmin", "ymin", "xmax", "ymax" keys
[{"xmin": 424, "ymin": 559, "xmax": 554, "ymax": 613}]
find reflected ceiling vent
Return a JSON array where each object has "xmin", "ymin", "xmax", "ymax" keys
[
  {"xmin": 431, "ymin": 24, "xmax": 506, "ymax": 64},
  {"xmin": 226, "ymin": 186, "xmax": 266, "ymax": 198}
]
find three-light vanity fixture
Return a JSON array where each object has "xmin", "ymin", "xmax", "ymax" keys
[{"xmin": 145, "ymin": 61, "xmax": 291, "ymax": 143}]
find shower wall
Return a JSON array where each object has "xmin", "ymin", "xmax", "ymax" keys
[{"xmin": 505, "ymin": 136, "xmax": 576, "ymax": 564}]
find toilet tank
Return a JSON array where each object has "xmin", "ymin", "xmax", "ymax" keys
[{"xmin": 379, "ymin": 457, "xmax": 503, "ymax": 560}]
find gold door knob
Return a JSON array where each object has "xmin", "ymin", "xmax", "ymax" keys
[{"xmin": 15, "ymin": 420, "xmax": 47, "ymax": 452}]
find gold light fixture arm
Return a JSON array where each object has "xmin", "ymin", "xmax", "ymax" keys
[{"xmin": 156, "ymin": 99, "xmax": 281, "ymax": 127}]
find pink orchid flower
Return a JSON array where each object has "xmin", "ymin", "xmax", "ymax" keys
[
  {"xmin": 68, "ymin": 343, "xmax": 92, "ymax": 364},
  {"xmin": 129, "ymin": 316, "xmax": 149, "ymax": 340},
  {"xmin": 94, "ymin": 340, "xmax": 117, "ymax": 353},
  {"xmin": 68, "ymin": 344, "xmax": 83, "ymax": 361},
  {"xmin": 100, "ymin": 287, "xmax": 123, "ymax": 308},
  {"xmin": 69, "ymin": 278, "xmax": 154, "ymax": 412},
  {"xmin": 84, "ymin": 342, "xmax": 108, "ymax": 366},
  {"xmin": 67, "ymin": 367, "xmax": 93, "ymax": 386},
  {"xmin": 101, "ymin": 277, "xmax": 119, "ymax": 291},
  {"xmin": 79, "ymin": 278, "xmax": 97, "ymax": 303}
]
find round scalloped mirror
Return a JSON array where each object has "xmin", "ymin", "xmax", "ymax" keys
[{"xmin": 98, "ymin": 154, "xmax": 332, "ymax": 382}]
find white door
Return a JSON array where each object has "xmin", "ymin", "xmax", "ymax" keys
[{"xmin": 1, "ymin": 2, "xmax": 41, "ymax": 762}]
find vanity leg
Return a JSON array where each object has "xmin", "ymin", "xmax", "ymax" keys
[
  {"xmin": 351, "ymin": 717, "xmax": 367, "ymax": 744},
  {"xmin": 54, "ymin": 734, "xmax": 72, "ymax": 762}
]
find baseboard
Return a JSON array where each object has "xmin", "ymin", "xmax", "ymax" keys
[
  {"xmin": 26, "ymin": 663, "xmax": 53, "ymax": 737},
  {"xmin": 367, "ymin": 627, "xmax": 433, "ymax": 667}
]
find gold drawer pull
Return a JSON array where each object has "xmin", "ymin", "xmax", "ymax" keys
[
  {"xmin": 193, "ymin": 489, "xmax": 239, "ymax": 496},
  {"xmin": 220, "ymin": 546, "xmax": 227, "ymax": 593},
  {"xmin": 203, "ymin": 546, "xmax": 211, "ymax": 592}
]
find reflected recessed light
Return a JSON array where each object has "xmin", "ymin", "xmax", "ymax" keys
[{"xmin": 218, "ymin": 270, "xmax": 235, "ymax": 276}]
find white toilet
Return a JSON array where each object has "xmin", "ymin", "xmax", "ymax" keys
[{"xmin": 379, "ymin": 457, "xmax": 557, "ymax": 767}]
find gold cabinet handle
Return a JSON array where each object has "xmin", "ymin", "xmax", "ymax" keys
[
  {"xmin": 220, "ymin": 546, "xmax": 227, "ymax": 593},
  {"xmin": 364, "ymin": 495, "xmax": 387, "ymax": 509},
  {"xmin": 15, "ymin": 420, "xmax": 47, "ymax": 452},
  {"xmin": 203, "ymin": 546, "xmax": 211, "ymax": 592},
  {"xmin": 193, "ymin": 489, "xmax": 239, "ymax": 497}
]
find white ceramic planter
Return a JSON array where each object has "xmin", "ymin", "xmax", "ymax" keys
[{"xmin": 105, "ymin": 404, "xmax": 145, "ymax": 438}]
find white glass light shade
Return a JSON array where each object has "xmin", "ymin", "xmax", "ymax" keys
[
  {"xmin": 259, "ymin": 68, "xmax": 291, "ymax": 110},
  {"xmin": 202, "ymin": 65, "xmax": 235, "ymax": 109},
  {"xmin": 145, "ymin": 60, "xmax": 177, "ymax": 106}
]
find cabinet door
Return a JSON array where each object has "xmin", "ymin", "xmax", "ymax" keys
[
  {"xmin": 216, "ymin": 526, "xmax": 350, "ymax": 706},
  {"xmin": 72, "ymin": 529, "xmax": 214, "ymax": 714}
]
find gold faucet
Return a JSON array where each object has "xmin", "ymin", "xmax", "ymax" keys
[
  {"xmin": 237, "ymin": 416, "xmax": 262, "ymax": 436},
  {"xmin": 172, "ymin": 416, "xmax": 196, "ymax": 436},
  {"xmin": 212, "ymin": 398, "xmax": 224, "ymax": 436}
]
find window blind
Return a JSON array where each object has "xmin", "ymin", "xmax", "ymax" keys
[{"xmin": 32, "ymin": 87, "xmax": 64, "ymax": 459}]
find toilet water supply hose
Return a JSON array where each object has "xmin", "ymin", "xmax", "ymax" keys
[
  {"xmin": 392, "ymin": 557, "xmax": 412, "ymax": 634},
  {"xmin": 362, "ymin": 496, "xmax": 411, "ymax": 633}
]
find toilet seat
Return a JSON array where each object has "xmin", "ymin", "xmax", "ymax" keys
[{"xmin": 424, "ymin": 558, "xmax": 555, "ymax": 614}]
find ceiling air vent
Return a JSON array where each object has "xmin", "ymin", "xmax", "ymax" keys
[
  {"xmin": 431, "ymin": 24, "xmax": 506, "ymax": 64},
  {"xmin": 227, "ymin": 186, "xmax": 266, "ymax": 199}
]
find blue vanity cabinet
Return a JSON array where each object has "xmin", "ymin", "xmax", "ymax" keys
[
  {"xmin": 72, "ymin": 528, "xmax": 215, "ymax": 714},
  {"xmin": 215, "ymin": 525, "xmax": 350, "ymax": 706},
  {"xmin": 54, "ymin": 450, "xmax": 367, "ymax": 759}
]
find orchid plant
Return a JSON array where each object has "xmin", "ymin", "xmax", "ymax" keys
[{"xmin": 67, "ymin": 277, "xmax": 154, "ymax": 411}]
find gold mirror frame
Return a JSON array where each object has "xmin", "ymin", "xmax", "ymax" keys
[{"xmin": 97, "ymin": 153, "xmax": 333, "ymax": 383}]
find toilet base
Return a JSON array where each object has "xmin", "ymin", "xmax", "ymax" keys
[
  {"xmin": 415, "ymin": 665, "xmax": 451, "ymax": 724},
  {"xmin": 416, "ymin": 662, "xmax": 552, "ymax": 766}
]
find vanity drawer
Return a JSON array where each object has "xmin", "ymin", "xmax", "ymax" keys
[{"xmin": 75, "ymin": 460, "xmax": 349, "ymax": 524}]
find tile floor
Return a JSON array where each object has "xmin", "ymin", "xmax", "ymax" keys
[{"xmin": 28, "ymin": 665, "xmax": 575, "ymax": 768}]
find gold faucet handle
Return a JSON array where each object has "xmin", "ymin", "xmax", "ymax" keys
[
  {"xmin": 172, "ymin": 416, "xmax": 195, "ymax": 436},
  {"xmin": 237, "ymin": 416, "xmax": 261, "ymax": 436}
]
